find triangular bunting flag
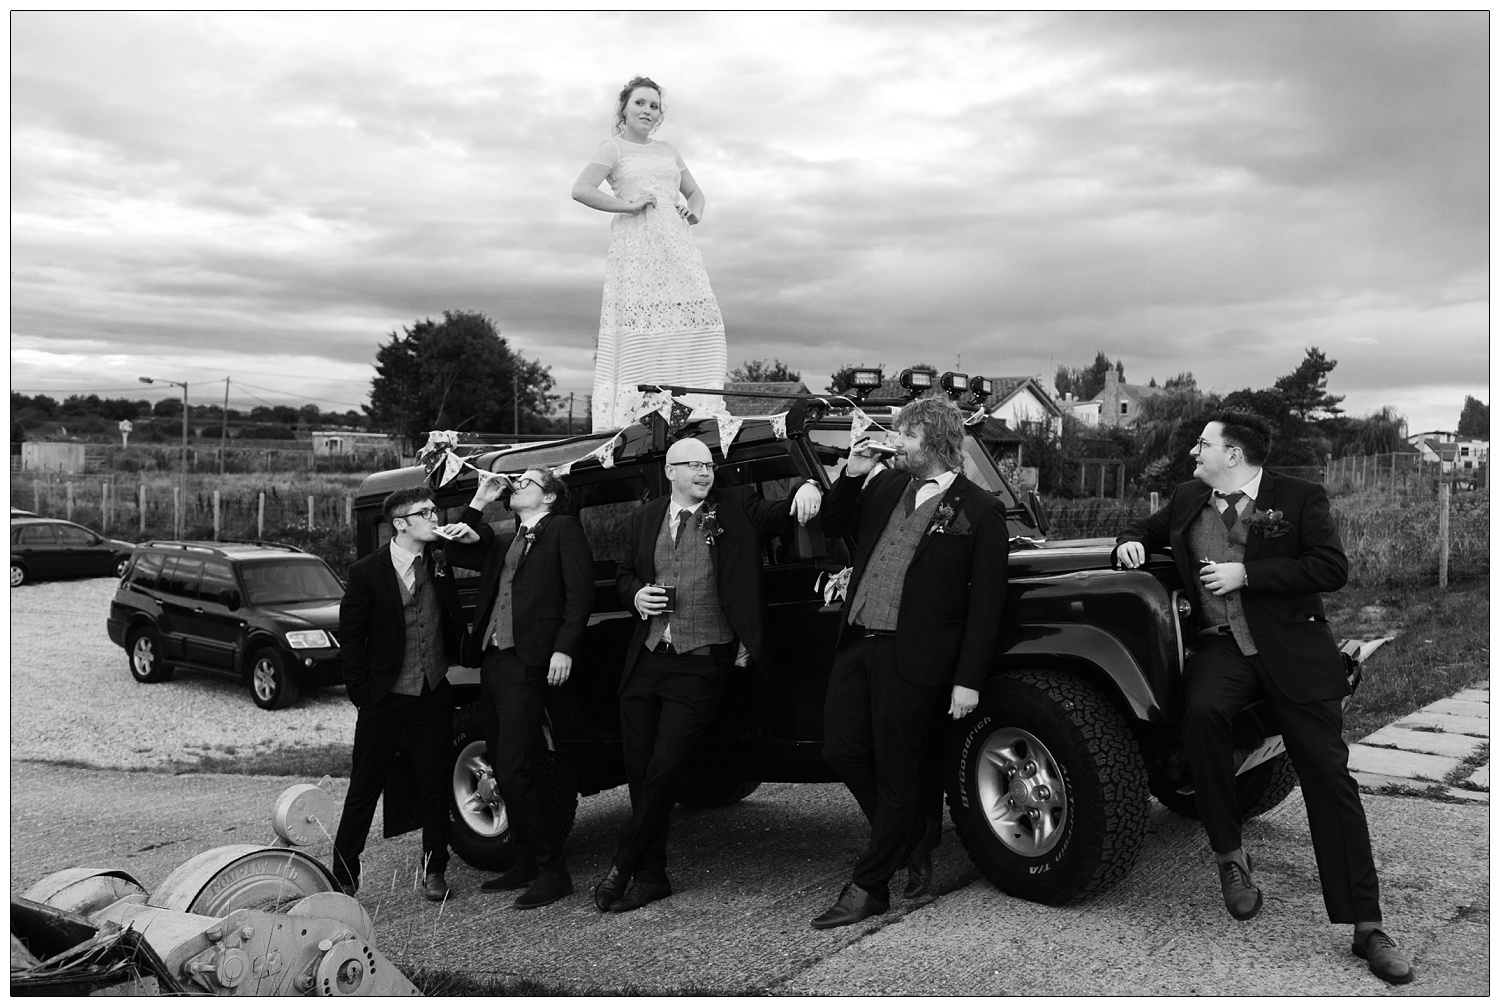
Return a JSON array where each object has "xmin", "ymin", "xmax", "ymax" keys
[
  {"xmin": 553, "ymin": 461, "xmax": 573, "ymax": 477},
  {"xmin": 963, "ymin": 408, "xmax": 987, "ymax": 427},
  {"xmin": 667, "ymin": 399, "xmax": 694, "ymax": 433},
  {"xmin": 716, "ymin": 414, "xmax": 744, "ymax": 451},
  {"xmin": 769, "ymin": 412, "xmax": 788, "ymax": 440},
  {"xmin": 850, "ymin": 407, "xmax": 872, "ymax": 445},
  {"xmin": 439, "ymin": 449, "xmax": 465, "ymax": 487}
]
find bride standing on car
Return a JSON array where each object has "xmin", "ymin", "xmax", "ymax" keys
[{"xmin": 572, "ymin": 75, "xmax": 727, "ymax": 431}]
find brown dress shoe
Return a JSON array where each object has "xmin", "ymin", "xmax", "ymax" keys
[
  {"xmin": 1217, "ymin": 855, "xmax": 1262, "ymax": 920},
  {"xmin": 1353, "ymin": 928, "xmax": 1415, "ymax": 985},
  {"xmin": 423, "ymin": 873, "xmax": 450, "ymax": 902},
  {"xmin": 810, "ymin": 883, "xmax": 889, "ymax": 930}
]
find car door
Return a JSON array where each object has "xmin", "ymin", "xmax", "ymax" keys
[
  {"xmin": 52, "ymin": 522, "xmax": 106, "ymax": 578},
  {"xmin": 13, "ymin": 524, "xmax": 59, "ymax": 579},
  {"xmin": 155, "ymin": 556, "xmax": 204, "ymax": 662},
  {"xmin": 184, "ymin": 559, "xmax": 244, "ymax": 671}
]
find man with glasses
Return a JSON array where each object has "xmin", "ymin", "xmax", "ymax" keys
[
  {"xmin": 332, "ymin": 486, "xmax": 469, "ymax": 903},
  {"xmin": 1115, "ymin": 411, "xmax": 1412, "ymax": 985},
  {"xmin": 441, "ymin": 467, "xmax": 593, "ymax": 909},
  {"xmin": 593, "ymin": 436, "xmax": 823, "ymax": 913}
]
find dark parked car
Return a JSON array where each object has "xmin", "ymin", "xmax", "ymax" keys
[
  {"xmin": 353, "ymin": 392, "xmax": 1357, "ymax": 906},
  {"xmin": 106, "ymin": 541, "xmax": 345, "ymax": 709},
  {"xmin": 11, "ymin": 517, "xmax": 135, "ymax": 586}
]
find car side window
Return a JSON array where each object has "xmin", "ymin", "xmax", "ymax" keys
[
  {"xmin": 54, "ymin": 525, "xmax": 94, "ymax": 545},
  {"xmin": 130, "ymin": 552, "xmax": 164, "ymax": 589},
  {"xmin": 574, "ymin": 471, "xmax": 649, "ymax": 580},
  {"xmin": 199, "ymin": 560, "xmax": 236, "ymax": 603},
  {"xmin": 160, "ymin": 556, "xmax": 204, "ymax": 597},
  {"xmin": 18, "ymin": 525, "xmax": 56, "ymax": 544}
]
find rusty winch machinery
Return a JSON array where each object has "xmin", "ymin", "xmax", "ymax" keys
[{"xmin": 12, "ymin": 783, "xmax": 419, "ymax": 996}]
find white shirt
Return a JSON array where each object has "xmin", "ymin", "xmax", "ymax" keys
[
  {"xmin": 916, "ymin": 470, "xmax": 959, "ymax": 510},
  {"xmin": 390, "ymin": 539, "xmax": 422, "ymax": 594},
  {"xmin": 1214, "ymin": 468, "xmax": 1263, "ymax": 521}
]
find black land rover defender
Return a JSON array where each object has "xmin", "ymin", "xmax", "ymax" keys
[{"xmin": 353, "ymin": 398, "xmax": 1332, "ymax": 906}]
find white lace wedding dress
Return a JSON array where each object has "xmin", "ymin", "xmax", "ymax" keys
[{"xmin": 588, "ymin": 137, "xmax": 727, "ymax": 431}]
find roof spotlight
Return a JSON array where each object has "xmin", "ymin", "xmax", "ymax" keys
[
  {"xmin": 899, "ymin": 367, "xmax": 936, "ymax": 398},
  {"xmin": 940, "ymin": 371, "xmax": 970, "ymax": 401},
  {"xmin": 968, "ymin": 375, "xmax": 994, "ymax": 401},
  {"xmin": 848, "ymin": 367, "xmax": 884, "ymax": 400}
]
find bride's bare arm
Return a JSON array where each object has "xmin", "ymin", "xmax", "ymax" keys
[
  {"xmin": 678, "ymin": 168, "xmax": 705, "ymax": 224},
  {"xmin": 572, "ymin": 162, "xmax": 653, "ymax": 214}
]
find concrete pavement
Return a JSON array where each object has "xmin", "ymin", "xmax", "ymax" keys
[{"xmin": 1351, "ymin": 683, "xmax": 1489, "ymax": 802}]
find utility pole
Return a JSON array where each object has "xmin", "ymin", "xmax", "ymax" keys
[
  {"xmin": 513, "ymin": 370, "xmax": 519, "ymax": 434},
  {"xmin": 219, "ymin": 376, "xmax": 230, "ymax": 476},
  {"xmin": 568, "ymin": 392, "xmax": 575, "ymax": 433},
  {"xmin": 140, "ymin": 375, "xmax": 189, "ymax": 538}
]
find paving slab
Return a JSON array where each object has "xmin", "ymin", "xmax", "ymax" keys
[
  {"xmin": 1390, "ymin": 712, "xmax": 1490, "ymax": 738},
  {"xmin": 1352, "ymin": 771, "xmax": 1453, "ymax": 796},
  {"xmin": 1347, "ymin": 745, "xmax": 1461, "ymax": 782},
  {"xmin": 1449, "ymin": 689, "xmax": 1491, "ymax": 705},
  {"xmin": 1466, "ymin": 766, "xmax": 1490, "ymax": 789},
  {"xmin": 1424, "ymin": 698, "xmax": 1491, "ymax": 719},
  {"xmin": 1359, "ymin": 726, "xmax": 1487, "ymax": 760}
]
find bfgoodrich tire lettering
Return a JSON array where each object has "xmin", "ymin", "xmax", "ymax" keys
[
  {"xmin": 947, "ymin": 670, "xmax": 1149, "ymax": 905},
  {"xmin": 447, "ymin": 702, "xmax": 579, "ymax": 872}
]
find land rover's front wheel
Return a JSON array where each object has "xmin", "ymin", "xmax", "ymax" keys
[
  {"xmin": 447, "ymin": 702, "xmax": 579, "ymax": 872},
  {"xmin": 947, "ymin": 671, "xmax": 1149, "ymax": 905}
]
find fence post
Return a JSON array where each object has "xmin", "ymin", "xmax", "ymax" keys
[
  {"xmin": 66, "ymin": 482, "xmax": 74, "ymax": 520},
  {"xmin": 33, "ymin": 480, "xmax": 40, "ymax": 514},
  {"xmin": 1390, "ymin": 453, "xmax": 1397, "ymax": 494},
  {"xmin": 307, "ymin": 495, "xmax": 315, "ymax": 530},
  {"xmin": 1437, "ymin": 482, "xmax": 1450, "ymax": 590},
  {"xmin": 102, "ymin": 481, "xmax": 110, "ymax": 532},
  {"xmin": 173, "ymin": 486, "xmax": 181, "ymax": 539},
  {"xmin": 139, "ymin": 485, "xmax": 147, "ymax": 534},
  {"xmin": 258, "ymin": 492, "xmax": 266, "ymax": 538},
  {"xmin": 212, "ymin": 490, "xmax": 221, "ymax": 541},
  {"xmin": 1149, "ymin": 491, "xmax": 1160, "ymax": 513},
  {"xmin": 345, "ymin": 494, "xmax": 352, "ymax": 528}
]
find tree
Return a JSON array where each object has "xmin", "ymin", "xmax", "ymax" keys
[
  {"xmin": 729, "ymin": 358, "xmax": 801, "ymax": 383},
  {"xmin": 1273, "ymin": 347, "xmax": 1344, "ymax": 422},
  {"xmin": 1325, "ymin": 407, "xmax": 1408, "ymax": 457},
  {"xmin": 1457, "ymin": 396, "xmax": 1489, "ymax": 438},
  {"xmin": 1129, "ymin": 381, "xmax": 1219, "ymax": 491},
  {"xmin": 365, "ymin": 310, "xmax": 556, "ymax": 451},
  {"xmin": 1054, "ymin": 352, "xmax": 1125, "ymax": 401}
]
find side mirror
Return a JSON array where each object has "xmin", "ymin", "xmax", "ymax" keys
[
  {"xmin": 1025, "ymin": 490, "xmax": 1050, "ymax": 536},
  {"xmin": 218, "ymin": 587, "xmax": 242, "ymax": 611}
]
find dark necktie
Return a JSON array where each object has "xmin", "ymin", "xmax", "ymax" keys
[
  {"xmin": 411, "ymin": 554, "xmax": 427, "ymax": 592},
  {"xmin": 1215, "ymin": 491, "xmax": 1245, "ymax": 531},
  {"xmin": 673, "ymin": 508, "xmax": 692, "ymax": 546},
  {"xmin": 907, "ymin": 479, "xmax": 938, "ymax": 517}
]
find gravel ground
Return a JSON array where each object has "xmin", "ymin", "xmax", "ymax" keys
[{"xmin": 11, "ymin": 577, "xmax": 354, "ymax": 770}]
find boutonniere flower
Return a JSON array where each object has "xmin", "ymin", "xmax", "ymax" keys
[
  {"xmin": 820, "ymin": 566, "xmax": 852, "ymax": 606},
  {"xmin": 928, "ymin": 500, "xmax": 972, "ymax": 536},
  {"xmin": 1245, "ymin": 509, "xmax": 1291, "ymax": 539},
  {"xmin": 700, "ymin": 505, "xmax": 723, "ymax": 545},
  {"xmin": 431, "ymin": 549, "xmax": 450, "ymax": 577}
]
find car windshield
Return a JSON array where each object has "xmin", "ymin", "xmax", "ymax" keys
[{"xmin": 240, "ymin": 560, "xmax": 344, "ymax": 605}]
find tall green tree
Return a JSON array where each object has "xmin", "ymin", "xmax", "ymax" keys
[
  {"xmin": 729, "ymin": 358, "xmax": 802, "ymax": 383},
  {"xmin": 1457, "ymin": 395, "xmax": 1489, "ymax": 438},
  {"xmin": 1325, "ymin": 407, "xmax": 1408, "ymax": 457},
  {"xmin": 1054, "ymin": 351, "xmax": 1125, "ymax": 401},
  {"xmin": 366, "ymin": 310, "xmax": 555, "ymax": 451},
  {"xmin": 1273, "ymin": 347, "xmax": 1344, "ymax": 422}
]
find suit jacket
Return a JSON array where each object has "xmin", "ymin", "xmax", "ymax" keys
[
  {"xmin": 445, "ymin": 507, "xmax": 595, "ymax": 668},
  {"xmin": 1114, "ymin": 469, "xmax": 1349, "ymax": 703},
  {"xmin": 616, "ymin": 486, "xmax": 795, "ymax": 687},
  {"xmin": 822, "ymin": 469, "xmax": 1009, "ymax": 691},
  {"xmin": 339, "ymin": 541, "xmax": 467, "ymax": 709}
]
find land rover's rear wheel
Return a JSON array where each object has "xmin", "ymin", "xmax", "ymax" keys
[
  {"xmin": 1152, "ymin": 750, "xmax": 1300, "ymax": 821},
  {"xmin": 947, "ymin": 671, "xmax": 1149, "ymax": 905},
  {"xmin": 447, "ymin": 702, "xmax": 579, "ymax": 872}
]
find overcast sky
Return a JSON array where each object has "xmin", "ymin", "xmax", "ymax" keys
[{"xmin": 9, "ymin": 11, "xmax": 1489, "ymax": 434}]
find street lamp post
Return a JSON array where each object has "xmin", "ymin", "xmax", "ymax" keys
[{"xmin": 140, "ymin": 376, "xmax": 188, "ymax": 538}]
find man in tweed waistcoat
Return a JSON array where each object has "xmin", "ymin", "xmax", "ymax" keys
[
  {"xmin": 333, "ymin": 486, "xmax": 468, "ymax": 903},
  {"xmin": 1115, "ymin": 411, "xmax": 1412, "ymax": 986},
  {"xmin": 593, "ymin": 436, "xmax": 824, "ymax": 914},
  {"xmin": 811, "ymin": 396, "xmax": 1009, "ymax": 930}
]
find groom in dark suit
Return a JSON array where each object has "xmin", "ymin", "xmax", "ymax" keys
[
  {"xmin": 443, "ymin": 466, "xmax": 595, "ymax": 909},
  {"xmin": 1115, "ymin": 410, "xmax": 1412, "ymax": 985},
  {"xmin": 593, "ymin": 435, "xmax": 823, "ymax": 914},
  {"xmin": 332, "ymin": 486, "xmax": 468, "ymax": 902},
  {"xmin": 812, "ymin": 396, "xmax": 1009, "ymax": 929}
]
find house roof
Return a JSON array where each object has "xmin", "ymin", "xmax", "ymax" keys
[
  {"xmin": 989, "ymin": 376, "xmax": 1064, "ymax": 418},
  {"xmin": 1080, "ymin": 381, "xmax": 1164, "ymax": 406},
  {"xmin": 723, "ymin": 381, "xmax": 812, "ymax": 417}
]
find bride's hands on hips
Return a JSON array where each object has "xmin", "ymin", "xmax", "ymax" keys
[
  {"xmin": 675, "ymin": 203, "xmax": 699, "ymax": 224},
  {"xmin": 623, "ymin": 193, "xmax": 656, "ymax": 214}
]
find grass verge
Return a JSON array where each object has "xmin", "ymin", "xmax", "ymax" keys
[
  {"xmin": 1326, "ymin": 580, "xmax": 1490, "ymax": 741},
  {"xmin": 398, "ymin": 967, "xmax": 764, "ymax": 997}
]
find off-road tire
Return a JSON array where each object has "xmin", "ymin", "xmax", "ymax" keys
[
  {"xmin": 947, "ymin": 670, "xmax": 1149, "ymax": 905},
  {"xmin": 447, "ymin": 702, "xmax": 579, "ymax": 872},
  {"xmin": 249, "ymin": 648, "xmax": 300, "ymax": 710},
  {"xmin": 677, "ymin": 779, "xmax": 762, "ymax": 808},
  {"xmin": 127, "ymin": 625, "xmax": 173, "ymax": 683},
  {"xmin": 1152, "ymin": 750, "xmax": 1300, "ymax": 821}
]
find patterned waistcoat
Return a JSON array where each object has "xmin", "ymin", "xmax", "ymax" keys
[
  {"xmin": 1186, "ymin": 503, "xmax": 1257, "ymax": 656},
  {"xmin": 392, "ymin": 559, "xmax": 448, "ymax": 695},
  {"xmin": 644, "ymin": 506, "xmax": 734, "ymax": 653},
  {"xmin": 847, "ymin": 483, "xmax": 943, "ymax": 632}
]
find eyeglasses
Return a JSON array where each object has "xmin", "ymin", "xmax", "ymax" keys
[
  {"xmin": 667, "ymin": 460, "xmax": 715, "ymax": 474},
  {"xmin": 513, "ymin": 476, "xmax": 542, "ymax": 491},
  {"xmin": 1194, "ymin": 438, "xmax": 1234, "ymax": 451},
  {"xmin": 397, "ymin": 507, "xmax": 438, "ymax": 522}
]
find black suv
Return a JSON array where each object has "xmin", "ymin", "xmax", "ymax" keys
[
  {"xmin": 354, "ymin": 402, "xmax": 1352, "ymax": 906},
  {"xmin": 106, "ymin": 541, "xmax": 345, "ymax": 710}
]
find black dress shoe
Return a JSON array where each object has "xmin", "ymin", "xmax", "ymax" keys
[
  {"xmin": 514, "ymin": 870, "xmax": 574, "ymax": 910},
  {"xmin": 481, "ymin": 859, "xmax": 539, "ymax": 893},
  {"xmin": 810, "ymin": 883, "xmax": 889, "ymax": 930},
  {"xmin": 611, "ymin": 879, "xmax": 672, "ymax": 913},
  {"xmin": 423, "ymin": 872, "xmax": 450, "ymax": 902},
  {"xmin": 1353, "ymin": 928, "xmax": 1415, "ymax": 985},
  {"xmin": 593, "ymin": 866, "xmax": 628, "ymax": 911},
  {"xmin": 903, "ymin": 816, "xmax": 941, "ymax": 899}
]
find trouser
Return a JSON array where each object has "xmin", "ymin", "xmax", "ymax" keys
[
  {"xmin": 332, "ymin": 679, "xmax": 451, "ymax": 885},
  {"xmin": 1180, "ymin": 636, "xmax": 1381, "ymax": 923},
  {"xmin": 822, "ymin": 633, "xmax": 949, "ymax": 895},
  {"xmin": 613, "ymin": 644, "xmax": 734, "ymax": 884},
  {"xmin": 482, "ymin": 647, "xmax": 565, "ymax": 873}
]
